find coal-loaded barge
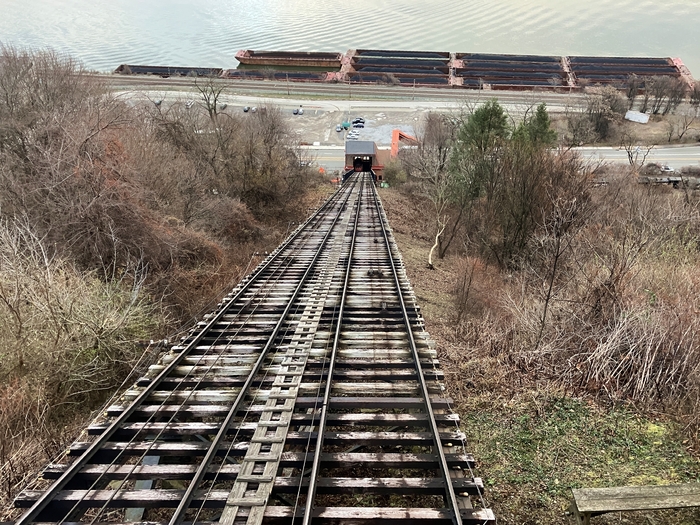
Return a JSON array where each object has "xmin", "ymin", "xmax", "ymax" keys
[{"xmin": 115, "ymin": 48, "xmax": 696, "ymax": 91}]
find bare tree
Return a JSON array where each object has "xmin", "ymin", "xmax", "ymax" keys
[
  {"xmin": 639, "ymin": 83, "xmax": 652, "ymax": 114},
  {"xmin": 625, "ymin": 75, "xmax": 641, "ymax": 110},
  {"xmin": 647, "ymin": 76, "xmax": 672, "ymax": 114},
  {"xmin": 401, "ymin": 112, "xmax": 458, "ymax": 265},
  {"xmin": 646, "ymin": 76, "xmax": 685, "ymax": 115},
  {"xmin": 564, "ymin": 103, "xmax": 596, "ymax": 147},
  {"xmin": 584, "ymin": 87, "xmax": 624, "ymax": 141},
  {"xmin": 531, "ymin": 169, "xmax": 592, "ymax": 349},
  {"xmin": 619, "ymin": 130, "xmax": 653, "ymax": 169},
  {"xmin": 665, "ymin": 78, "xmax": 687, "ymax": 115},
  {"xmin": 671, "ymin": 108, "xmax": 697, "ymax": 141},
  {"xmin": 195, "ymin": 77, "xmax": 227, "ymax": 124},
  {"xmin": 691, "ymin": 81, "xmax": 700, "ymax": 111}
]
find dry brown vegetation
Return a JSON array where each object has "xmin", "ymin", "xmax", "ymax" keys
[
  {"xmin": 381, "ymin": 97, "xmax": 700, "ymax": 522},
  {"xmin": 0, "ymin": 46, "xmax": 327, "ymax": 510},
  {"xmin": 558, "ymin": 80, "xmax": 700, "ymax": 147},
  {"xmin": 2, "ymin": 44, "xmax": 698, "ymax": 520},
  {"xmin": 383, "ymin": 134, "xmax": 700, "ymax": 522}
]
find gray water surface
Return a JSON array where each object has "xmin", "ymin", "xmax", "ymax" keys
[{"xmin": 1, "ymin": 0, "xmax": 698, "ymax": 76}]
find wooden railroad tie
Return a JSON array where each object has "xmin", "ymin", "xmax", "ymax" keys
[
  {"xmin": 570, "ymin": 483, "xmax": 700, "ymax": 524},
  {"xmin": 13, "ymin": 174, "xmax": 496, "ymax": 525}
]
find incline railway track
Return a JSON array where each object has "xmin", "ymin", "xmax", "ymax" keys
[{"xmin": 12, "ymin": 173, "xmax": 495, "ymax": 525}]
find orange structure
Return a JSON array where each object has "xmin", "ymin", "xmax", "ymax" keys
[{"xmin": 391, "ymin": 129, "xmax": 419, "ymax": 158}]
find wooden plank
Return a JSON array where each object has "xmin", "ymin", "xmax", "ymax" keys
[
  {"xmin": 321, "ymin": 396, "xmax": 453, "ymax": 409},
  {"xmin": 319, "ymin": 430, "xmax": 466, "ymax": 446},
  {"xmin": 271, "ymin": 476, "xmax": 484, "ymax": 495},
  {"xmin": 88, "ymin": 421, "xmax": 258, "ymax": 436},
  {"xmin": 25, "ymin": 506, "xmax": 496, "ymax": 525},
  {"xmin": 69, "ymin": 441, "xmax": 249, "ymax": 457},
  {"xmin": 53, "ymin": 448, "xmax": 475, "ymax": 479},
  {"xmin": 572, "ymin": 483, "xmax": 700, "ymax": 513},
  {"xmin": 42, "ymin": 464, "xmax": 242, "ymax": 480},
  {"xmin": 290, "ymin": 358, "xmax": 442, "ymax": 368},
  {"xmin": 106, "ymin": 396, "xmax": 454, "ymax": 416},
  {"xmin": 260, "ymin": 505, "xmax": 497, "ymax": 524},
  {"xmin": 16, "ymin": 489, "xmax": 230, "ymax": 508},
  {"xmin": 144, "ymin": 364, "xmax": 433, "ymax": 381},
  {"xmin": 240, "ymin": 451, "xmax": 475, "ymax": 468},
  {"xmin": 84, "ymin": 430, "xmax": 459, "ymax": 449},
  {"xmin": 19, "ymin": 496, "xmax": 495, "ymax": 523}
]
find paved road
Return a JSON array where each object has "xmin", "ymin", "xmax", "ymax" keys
[
  {"xmin": 577, "ymin": 145, "xmax": 700, "ymax": 170},
  {"xmin": 306, "ymin": 145, "xmax": 700, "ymax": 172},
  {"xmin": 107, "ymin": 76, "xmax": 700, "ymax": 172},
  {"xmin": 302, "ymin": 147, "xmax": 347, "ymax": 172}
]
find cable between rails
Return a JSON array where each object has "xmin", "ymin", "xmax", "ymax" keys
[
  {"xmin": 14, "ymin": 180, "xmax": 354, "ymax": 525},
  {"xmin": 369, "ymin": 180, "xmax": 464, "ymax": 525},
  {"xmin": 170, "ymin": 177, "xmax": 360, "ymax": 525},
  {"xmin": 301, "ymin": 173, "xmax": 365, "ymax": 525}
]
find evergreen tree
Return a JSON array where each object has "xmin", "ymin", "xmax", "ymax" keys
[
  {"xmin": 514, "ymin": 103, "xmax": 557, "ymax": 146},
  {"xmin": 457, "ymin": 99, "xmax": 509, "ymax": 153}
]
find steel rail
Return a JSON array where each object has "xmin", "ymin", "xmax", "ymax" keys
[
  {"xmin": 13, "ymin": 181, "xmax": 354, "ymax": 525},
  {"xmin": 70, "ymin": 225, "xmax": 309, "ymax": 525},
  {"xmin": 66, "ymin": 203, "xmax": 327, "ymax": 525},
  {"xmin": 83, "ymin": 183, "xmax": 356, "ymax": 523},
  {"xmin": 301, "ymin": 173, "xmax": 365, "ymax": 525},
  {"xmin": 369, "ymin": 175, "xmax": 464, "ymax": 525},
  {"xmin": 168, "ymin": 178, "xmax": 360, "ymax": 525}
]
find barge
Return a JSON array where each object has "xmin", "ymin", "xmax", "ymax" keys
[
  {"xmin": 113, "ymin": 64, "xmax": 222, "ymax": 77},
  {"xmin": 114, "ymin": 48, "xmax": 695, "ymax": 92},
  {"xmin": 569, "ymin": 56, "xmax": 682, "ymax": 86},
  {"xmin": 235, "ymin": 50, "xmax": 342, "ymax": 68}
]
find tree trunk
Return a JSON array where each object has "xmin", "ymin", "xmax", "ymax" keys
[{"xmin": 428, "ymin": 220, "xmax": 446, "ymax": 269}]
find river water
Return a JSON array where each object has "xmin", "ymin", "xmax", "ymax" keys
[{"xmin": 1, "ymin": 0, "xmax": 698, "ymax": 77}]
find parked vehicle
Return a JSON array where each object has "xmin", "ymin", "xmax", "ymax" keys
[
  {"xmin": 293, "ymin": 108, "xmax": 299, "ymax": 115},
  {"xmin": 352, "ymin": 123, "xmax": 364, "ymax": 128},
  {"xmin": 352, "ymin": 117, "xmax": 365, "ymax": 124},
  {"xmin": 336, "ymin": 125, "xmax": 343, "ymax": 132},
  {"xmin": 243, "ymin": 106, "xmax": 250, "ymax": 112}
]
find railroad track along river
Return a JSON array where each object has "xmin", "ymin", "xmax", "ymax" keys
[{"xmin": 12, "ymin": 173, "xmax": 495, "ymax": 525}]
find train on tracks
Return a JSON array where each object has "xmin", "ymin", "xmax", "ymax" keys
[{"xmin": 10, "ymin": 173, "xmax": 494, "ymax": 525}]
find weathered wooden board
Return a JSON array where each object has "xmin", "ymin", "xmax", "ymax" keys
[{"xmin": 572, "ymin": 483, "xmax": 700, "ymax": 513}]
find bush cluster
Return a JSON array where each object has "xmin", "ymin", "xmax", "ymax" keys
[
  {"xmin": 398, "ymin": 99, "xmax": 700, "ymax": 442},
  {"xmin": 0, "ymin": 45, "xmax": 322, "ymax": 507}
]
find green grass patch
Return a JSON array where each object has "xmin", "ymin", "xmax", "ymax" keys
[{"xmin": 461, "ymin": 393, "xmax": 700, "ymax": 524}]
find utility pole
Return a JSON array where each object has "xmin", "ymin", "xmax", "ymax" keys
[{"xmin": 286, "ymin": 73, "xmax": 290, "ymax": 96}]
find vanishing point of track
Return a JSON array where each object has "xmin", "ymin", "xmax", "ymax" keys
[{"xmin": 13, "ymin": 173, "xmax": 495, "ymax": 525}]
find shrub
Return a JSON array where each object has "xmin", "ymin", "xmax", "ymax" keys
[
  {"xmin": 0, "ymin": 219, "xmax": 158, "ymax": 502},
  {"xmin": 382, "ymin": 160, "xmax": 407, "ymax": 186}
]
